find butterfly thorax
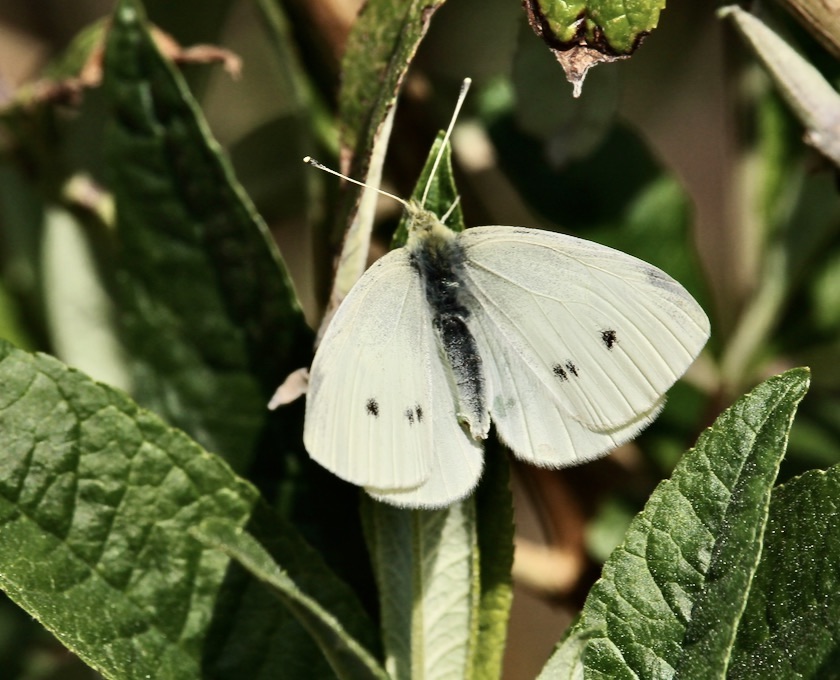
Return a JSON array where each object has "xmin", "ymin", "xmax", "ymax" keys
[{"xmin": 405, "ymin": 201, "xmax": 456, "ymax": 245}]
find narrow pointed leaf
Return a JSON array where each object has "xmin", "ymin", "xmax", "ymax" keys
[
  {"xmin": 362, "ymin": 500, "xmax": 477, "ymax": 680},
  {"xmin": 729, "ymin": 464, "xmax": 840, "ymax": 677},
  {"xmin": 193, "ymin": 518, "xmax": 387, "ymax": 680},
  {"xmin": 0, "ymin": 339, "xmax": 345, "ymax": 678},
  {"xmin": 329, "ymin": 0, "xmax": 448, "ymax": 307},
  {"xmin": 469, "ymin": 442, "xmax": 514, "ymax": 679},
  {"xmin": 392, "ymin": 133, "xmax": 464, "ymax": 247},
  {"xmin": 339, "ymin": 0, "xmax": 448, "ymax": 164},
  {"xmin": 540, "ymin": 368, "xmax": 810, "ymax": 679},
  {"xmin": 720, "ymin": 5, "xmax": 840, "ymax": 167},
  {"xmin": 104, "ymin": 0, "xmax": 312, "ymax": 468}
]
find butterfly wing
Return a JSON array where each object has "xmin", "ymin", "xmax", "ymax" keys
[
  {"xmin": 304, "ymin": 249, "xmax": 483, "ymax": 504},
  {"xmin": 469, "ymin": 299, "xmax": 665, "ymax": 466},
  {"xmin": 457, "ymin": 225, "xmax": 709, "ymax": 463}
]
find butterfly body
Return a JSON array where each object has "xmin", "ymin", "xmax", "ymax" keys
[
  {"xmin": 407, "ymin": 202, "xmax": 488, "ymax": 440},
  {"xmin": 304, "ymin": 201, "xmax": 710, "ymax": 507}
]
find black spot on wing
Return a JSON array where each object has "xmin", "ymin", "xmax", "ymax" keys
[
  {"xmin": 404, "ymin": 404, "xmax": 425, "ymax": 426},
  {"xmin": 601, "ymin": 329, "xmax": 618, "ymax": 349},
  {"xmin": 366, "ymin": 398, "xmax": 379, "ymax": 417},
  {"xmin": 554, "ymin": 361, "xmax": 580, "ymax": 381}
]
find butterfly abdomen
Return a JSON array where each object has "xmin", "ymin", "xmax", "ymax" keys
[{"xmin": 409, "ymin": 228, "xmax": 489, "ymax": 439}]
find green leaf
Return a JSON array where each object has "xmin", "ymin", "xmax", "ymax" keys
[
  {"xmin": 361, "ymin": 499, "xmax": 477, "ymax": 680},
  {"xmin": 193, "ymin": 518, "xmax": 387, "ymax": 680},
  {"xmin": 392, "ymin": 132, "xmax": 464, "ymax": 247},
  {"xmin": 539, "ymin": 368, "xmax": 810, "ymax": 679},
  {"xmin": 0, "ymin": 338, "xmax": 380, "ymax": 678},
  {"xmin": 103, "ymin": 0, "xmax": 312, "ymax": 469},
  {"xmin": 521, "ymin": 0, "xmax": 666, "ymax": 95},
  {"xmin": 522, "ymin": 0, "xmax": 665, "ymax": 51},
  {"xmin": 730, "ymin": 464, "xmax": 840, "ymax": 676},
  {"xmin": 469, "ymin": 441, "xmax": 514, "ymax": 679},
  {"xmin": 330, "ymin": 0, "xmax": 448, "ymax": 306},
  {"xmin": 0, "ymin": 341, "xmax": 242, "ymax": 675},
  {"xmin": 339, "ymin": 0, "xmax": 448, "ymax": 165}
]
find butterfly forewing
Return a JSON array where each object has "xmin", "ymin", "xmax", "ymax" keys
[
  {"xmin": 305, "ymin": 249, "xmax": 484, "ymax": 503},
  {"xmin": 457, "ymin": 226, "xmax": 710, "ymax": 432},
  {"xmin": 305, "ymin": 251, "xmax": 431, "ymax": 488}
]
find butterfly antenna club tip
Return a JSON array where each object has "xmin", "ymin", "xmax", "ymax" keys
[{"xmin": 421, "ymin": 77, "xmax": 473, "ymax": 208}]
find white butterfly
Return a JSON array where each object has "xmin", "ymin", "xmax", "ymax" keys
[{"xmin": 302, "ymin": 81, "xmax": 710, "ymax": 508}]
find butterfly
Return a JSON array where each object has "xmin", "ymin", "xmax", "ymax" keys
[{"xmin": 301, "ymin": 79, "xmax": 710, "ymax": 508}]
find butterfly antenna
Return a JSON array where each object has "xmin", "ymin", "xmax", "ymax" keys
[
  {"xmin": 420, "ymin": 77, "xmax": 472, "ymax": 209},
  {"xmin": 302, "ymin": 156, "xmax": 409, "ymax": 208},
  {"xmin": 440, "ymin": 195, "xmax": 461, "ymax": 224}
]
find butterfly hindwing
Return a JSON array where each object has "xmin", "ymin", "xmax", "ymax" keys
[
  {"xmin": 466, "ymin": 292, "xmax": 665, "ymax": 465},
  {"xmin": 457, "ymin": 226, "xmax": 709, "ymax": 437},
  {"xmin": 304, "ymin": 249, "xmax": 483, "ymax": 504}
]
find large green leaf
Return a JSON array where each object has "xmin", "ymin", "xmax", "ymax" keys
[
  {"xmin": 539, "ymin": 368, "xmax": 810, "ymax": 678},
  {"xmin": 729, "ymin": 464, "xmax": 840, "ymax": 676},
  {"xmin": 193, "ymin": 518, "xmax": 387, "ymax": 680},
  {"xmin": 0, "ymin": 339, "xmax": 350, "ymax": 678},
  {"xmin": 103, "ymin": 0, "xmax": 312, "ymax": 470}
]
